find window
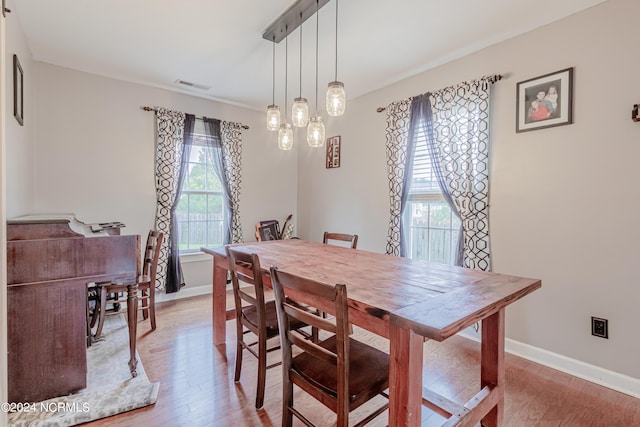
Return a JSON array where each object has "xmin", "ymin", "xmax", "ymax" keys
[
  {"xmin": 176, "ymin": 121, "xmax": 225, "ymax": 253},
  {"xmin": 404, "ymin": 117, "xmax": 461, "ymax": 265}
]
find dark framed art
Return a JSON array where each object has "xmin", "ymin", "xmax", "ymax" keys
[
  {"xmin": 516, "ymin": 67, "xmax": 573, "ymax": 133},
  {"xmin": 257, "ymin": 222, "xmax": 279, "ymax": 241},
  {"xmin": 13, "ymin": 54, "xmax": 24, "ymax": 126},
  {"xmin": 326, "ymin": 135, "xmax": 341, "ymax": 169}
]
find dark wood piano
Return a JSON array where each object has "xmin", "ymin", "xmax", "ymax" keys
[{"xmin": 6, "ymin": 214, "xmax": 140, "ymax": 403}]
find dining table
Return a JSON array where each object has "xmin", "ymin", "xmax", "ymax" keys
[{"xmin": 201, "ymin": 239, "xmax": 541, "ymax": 426}]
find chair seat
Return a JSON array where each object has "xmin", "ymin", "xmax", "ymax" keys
[
  {"xmin": 241, "ymin": 301, "xmax": 281, "ymax": 339},
  {"xmin": 292, "ymin": 335, "xmax": 389, "ymax": 408},
  {"xmin": 242, "ymin": 300, "xmax": 307, "ymax": 339}
]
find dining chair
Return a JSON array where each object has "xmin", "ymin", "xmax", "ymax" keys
[
  {"xmin": 89, "ymin": 230, "xmax": 163, "ymax": 339},
  {"xmin": 270, "ymin": 266, "xmax": 389, "ymax": 427},
  {"xmin": 226, "ymin": 246, "xmax": 312, "ymax": 409},
  {"xmin": 323, "ymin": 231, "xmax": 358, "ymax": 249}
]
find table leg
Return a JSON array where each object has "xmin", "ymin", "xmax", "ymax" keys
[
  {"xmin": 212, "ymin": 256, "xmax": 227, "ymax": 345},
  {"xmin": 127, "ymin": 283, "xmax": 139, "ymax": 377},
  {"xmin": 389, "ymin": 318, "xmax": 424, "ymax": 427},
  {"xmin": 481, "ymin": 308, "xmax": 505, "ymax": 426}
]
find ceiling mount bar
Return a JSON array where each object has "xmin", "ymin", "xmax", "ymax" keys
[{"xmin": 262, "ymin": 0, "xmax": 331, "ymax": 44}]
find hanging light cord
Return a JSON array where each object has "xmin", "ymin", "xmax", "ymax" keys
[
  {"xmin": 284, "ymin": 27, "xmax": 288, "ymax": 116},
  {"xmin": 334, "ymin": 0, "xmax": 338, "ymax": 81},
  {"xmin": 272, "ymin": 35, "xmax": 276, "ymax": 104},
  {"xmin": 315, "ymin": 0, "xmax": 319, "ymax": 112},
  {"xmin": 299, "ymin": 13, "xmax": 303, "ymax": 98}
]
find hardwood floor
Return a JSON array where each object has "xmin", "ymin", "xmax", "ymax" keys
[{"xmin": 84, "ymin": 294, "xmax": 640, "ymax": 426}]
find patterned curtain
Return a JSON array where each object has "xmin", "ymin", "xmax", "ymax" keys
[
  {"xmin": 153, "ymin": 107, "xmax": 186, "ymax": 291},
  {"xmin": 430, "ymin": 76, "xmax": 495, "ymax": 271},
  {"xmin": 384, "ymin": 100, "xmax": 412, "ymax": 256},
  {"xmin": 220, "ymin": 121, "xmax": 244, "ymax": 243}
]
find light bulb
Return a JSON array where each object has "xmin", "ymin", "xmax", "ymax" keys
[
  {"xmin": 266, "ymin": 105, "xmax": 280, "ymax": 131},
  {"xmin": 307, "ymin": 115, "xmax": 325, "ymax": 147},
  {"xmin": 291, "ymin": 98, "xmax": 309, "ymax": 127},
  {"xmin": 278, "ymin": 122, "xmax": 293, "ymax": 150},
  {"xmin": 326, "ymin": 81, "xmax": 346, "ymax": 116}
]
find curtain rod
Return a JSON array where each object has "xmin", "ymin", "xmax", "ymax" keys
[
  {"xmin": 375, "ymin": 74, "xmax": 503, "ymax": 113},
  {"xmin": 142, "ymin": 106, "xmax": 250, "ymax": 130}
]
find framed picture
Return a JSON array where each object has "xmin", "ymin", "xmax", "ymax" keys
[
  {"xmin": 516, "ymin": 67, "xmax": 573, "ymax": 133},
  {"xmin": 257, "ymin": 222, "xmax": 280, "ymax": 241},
  {"xmin": 13, "ymin": 54, "xmax": 24, "ymax": 126},
  {"xmin": 326, "ymin": 136, "xmax": 341, "ymax": 168}
]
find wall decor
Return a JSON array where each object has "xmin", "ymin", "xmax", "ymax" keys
[
  {"xmin": 13, "ymin": 54, "xmax": 24, "ymax": 126},
  {"xmin": 516, "ymin": 67, "xmax": 573, "ymax": 133},
  {"xmin": 326, "ymin": 135, "xmax": 341, "ymax": 168}
]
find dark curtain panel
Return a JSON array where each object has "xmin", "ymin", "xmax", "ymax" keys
[
  {"xmin": 396, "ymin": 99, "xmax": 420, "ymax": 257},
  {"xmin": 203, "ymin": 118, "xmax": 233, "ymax": 245},
  {"xmin": 165, "ymin": 113, "xmax": 195, "ymax": 293},
  {"xmin": 413, "ymin": 94, "xmax": 465, "ymax": 266}
]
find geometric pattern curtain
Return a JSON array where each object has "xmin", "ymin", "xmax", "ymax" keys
[
  {"xmin": 220, "ymin": 121, "xmax": 244, "ymax": 244},
  {"xmin": 384, "ymin": 100, "xmax": 412, "ymax": 256},
  {"xmin": 153, "ymin": 107, "xmax": 186, "ymax": 291},
  {"xmin": 430, "ymin": 76, "xmax": 496, "ymax": 271}
]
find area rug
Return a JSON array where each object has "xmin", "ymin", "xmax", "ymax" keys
[{"xmin": 8, "ymin": 315, "xmax": 160, "ymax": 426}]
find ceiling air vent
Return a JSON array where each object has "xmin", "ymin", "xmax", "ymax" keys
[{"xmin": 174, "ymin": 79, "xmax": 211, "ymax": 91}]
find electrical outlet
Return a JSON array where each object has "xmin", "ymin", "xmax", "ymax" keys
[{"xmin": 591, "ymin": 316, "xmax": 608, "ymax": 339}]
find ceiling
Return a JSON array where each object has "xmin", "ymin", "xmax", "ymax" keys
[{"xmin": 11, "ymin": 0, "xmax": 606, "ymax": 112}]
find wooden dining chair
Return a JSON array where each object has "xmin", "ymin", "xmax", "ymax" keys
[
  {"xmin": 227, "ymin": 246, "xmax": 313, "ymax": 409},
  {"xmin": 323, "ymin": 231, "xmax": 358, "ymax": 249},
  {"xmin": 270, "ymin": 266, "xmax": 389, "ymax": 427},
  {"xmin": 90, "ymin": 230, "xmax": 163, "ymax": 339}
]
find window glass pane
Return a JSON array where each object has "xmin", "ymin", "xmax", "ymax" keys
[
  {"xmin": 187, "ymin": 147, "xmax": 207, "ymax": 191},
  {"xmin": 403, "ymin": 116, "xmax": 461, "ymax": 265},
  {"xmin": 207, "ymin": 194, "xmax": 224, "ymax": 246},
  {"xmin": 405, "ymin": 200, "xmax": 460, "ymax": 265},
  {"xmin": 176, "ymin": 128, "xmax": 226, "ymax": 254}
]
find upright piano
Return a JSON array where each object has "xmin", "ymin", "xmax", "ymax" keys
[{"xmin": 6, "ymin": 214, "xmax": 140, "ymax": 403}]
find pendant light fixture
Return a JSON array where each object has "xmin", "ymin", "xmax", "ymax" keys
[
  {"xmin": 307, "ymin": 0, "xmax": 325, "ymax": 147},
  {"xmin": 278, "ymin": 27, "xmax": 293, "ymax": 150},
  {"xmin": 266, "ymin": 36, "xmax": 281, "ymax": 131},
  {"xmin": 292, "ymin": 13, "xmax": 309, "ymax": 128},
  {"xmin": 326, "ymin": 0, "xmax": 345, "ymax": 117}
]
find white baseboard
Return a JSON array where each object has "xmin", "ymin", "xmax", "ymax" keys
[
  {"xmin": 458, "ymin": 330, "xmax": 640, "ymax": 399},
  {"xmin": 156, "ymin": 284, "xmax": 213, "ymax": 303}
]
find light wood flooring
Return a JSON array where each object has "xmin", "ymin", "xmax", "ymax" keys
[{"xmin": 84, "ymin": 294, "xmax": 640, "ymax": 426}]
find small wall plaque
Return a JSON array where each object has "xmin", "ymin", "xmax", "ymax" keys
[{"xmin": 326, "ymin": 136, "xmax": 341, "ymax": 168}]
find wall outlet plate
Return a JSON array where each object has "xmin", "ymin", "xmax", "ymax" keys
[{"xmin": 591, "ymin": 316, "xmax": 608, "ymax": 339}]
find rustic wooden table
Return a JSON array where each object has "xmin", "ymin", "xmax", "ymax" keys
[{"xmin": 202, "ymin": 240, "xmax": 541, "ymax": 426}]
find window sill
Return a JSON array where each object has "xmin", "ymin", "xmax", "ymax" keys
[{"xmin": 179, "ymin": 252, "xmax": 212, "ymax": 263}]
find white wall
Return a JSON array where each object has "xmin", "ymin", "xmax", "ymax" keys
[
  {"xmin": 298, "ymin": 0, "xmax": 640, "ymax": 379},
  {"xmin": 30, "ymin": 63, "xmax": 297, "ymax": 288},
  {"xmin": 4, "ymin": 3, "xmax": 34, "ymax": 217}
]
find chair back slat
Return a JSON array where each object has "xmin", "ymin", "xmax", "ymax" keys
[
  {"xmin": 226, "ymin": 247, "xmax": 268, "ymax": 325},
  {"xmin": 144, "ymin": 231, "xmax": 163, "ymax": 284},
  {"xmin": 283, "ymin": 302, "xmax": 337, "ymax": 333},
  {"xmin": 323, "ymin": 232, "xmax": 358, "ymax": 249}
]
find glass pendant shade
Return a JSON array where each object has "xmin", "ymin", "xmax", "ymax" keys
[
  {"xmin": 307, "ymin": 115, "xmax": 325, "ymax": 147},
  {"xmin": 326, "ymin": 81, "xmax": 346, "ymax": 116},
  {"xmin": 278, "ymin": 122, "xmax": 293, "ymax": 150},
  {"xmin": 266, "ymin": 105, "xmax": 281, "ymax": 131},
  {"xmin": 291, "ymin": 98, "xmax": 309, "ymax": 127}
]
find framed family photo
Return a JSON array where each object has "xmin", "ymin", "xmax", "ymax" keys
[{"xmin": 516, "ymin": 67, "xmax": 573, "ymax": 133}]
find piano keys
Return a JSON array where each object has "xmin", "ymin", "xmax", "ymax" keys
[{"xmin": 6, "ymin": 214, "xmax": 140, "ymax": 403}]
